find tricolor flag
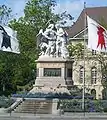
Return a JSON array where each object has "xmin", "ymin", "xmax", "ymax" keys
[
  {"xmin": 87, "ymin": 15, "xmax": 107, "ymax": 52},
  {"xmin": 0, "ymin": 25, "xmax": 20, "ymax": 54}
]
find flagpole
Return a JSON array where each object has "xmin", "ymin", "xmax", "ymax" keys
[{"xmin": 82, "ymin": 1, "xmax": 86, "ymax": 113}]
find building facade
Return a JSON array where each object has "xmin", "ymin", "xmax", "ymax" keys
[{"xmin": 66, "ymin": 6, "xmax": 107, "ymax": 99}]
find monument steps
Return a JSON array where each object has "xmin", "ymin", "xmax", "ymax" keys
[{"xmin": 14, "ymin": 99, "xmax": 52, "ymax": 114}]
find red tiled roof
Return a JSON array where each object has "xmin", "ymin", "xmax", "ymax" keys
[{"xmin": 66, "ymin": 6, "xmax": 107, "ymax": 38}]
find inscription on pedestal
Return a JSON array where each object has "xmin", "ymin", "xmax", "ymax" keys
[{"xmin": 44, "ymin": 68, "xmax": 61, "ymax": 77}]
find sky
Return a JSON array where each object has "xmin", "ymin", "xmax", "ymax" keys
[{"xmin": 0, "ymin": 0, "xmax": 107, "ymax": 25}]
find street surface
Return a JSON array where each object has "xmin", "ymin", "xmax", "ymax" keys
[{"xmin": 0, "ymin": 112, "xmax": 107, "ymax": 120}]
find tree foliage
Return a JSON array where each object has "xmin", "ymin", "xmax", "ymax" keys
[
  {"xmin": 0, "ymin": 0, "xmax": 73, "ymax": 96},
  {"xmin": 68, "ymin": 42, "xmax": 84, "ymax": 57},
  {"xmin": 8, "ymin": 0, "xmax": 60, "ymax": 92},
  {"xmin": 0, "ymin": 5, "xmax": 12, "ymax": 25}
]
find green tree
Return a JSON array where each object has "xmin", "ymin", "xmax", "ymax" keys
[
  {"xmin": 68, "ymin": 42, "xmax": 84, "ymax": 57},
  {"xmin": 0, "ymin": 0, "xmax": 74, "ymax": 96},
  {"xmin": 0, "ymin": 5, "xmax": 17, "ymax": 96},
  {"xmin": 8, "ymin": 0, "xmax": 73, "ymax": 93},
  {"xmin": 9, "ymin": 0, "xmax": 58, "ymax": 92},
  {"xmin": 0, "ymin": 5, "xmax": 12, "ymax": 25}
]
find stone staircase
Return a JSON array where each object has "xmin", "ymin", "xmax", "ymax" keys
[{"xmin": 14, "ymin": 99, "xmax": 52, "ymax": 114}]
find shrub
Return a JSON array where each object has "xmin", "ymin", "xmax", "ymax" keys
[{"xmin": 103, "ymin": 108, "xmax": 107, "ymax": 112}]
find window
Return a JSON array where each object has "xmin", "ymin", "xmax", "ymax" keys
[
  {"xmin": 65, "ymin": 80, "xmax": 73, "ymax": 87},
  {"xmin": 91, "ymin": 67, "xmax": 97, "ymax": 84},
  {"xmin": 92, "ymin": 50, "xmax": 96, "ymax": 55},
  {"xmin": 44, "ymin": 68, "xmax": 61, "ymax": 77},
  {"xmin": 79, "ymin": 66, "xmax": 84, "ymax": 83},
  {"xmin": 67, "ymin": 69, "xmax": 72, "ymax": 77},
  {"xmin": 91, "ymin": 89, "xmax": 96, "ymax": 99}
]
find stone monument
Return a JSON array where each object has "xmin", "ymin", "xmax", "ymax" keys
[
  {"xmin": 29, "ymin": 21, "xmax": 74, "ymax": 114},
  {"xmin": 30, "ymin": 21, "xmax": 73, "ymax": 94}
]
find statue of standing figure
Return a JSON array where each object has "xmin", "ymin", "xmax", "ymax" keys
[
  {"xmin": 37, "ymin": 21, "xmax": 69, "ymax": 58},
  {"xmin": 55, "ymin": 24, "xmax": 69, "ymax": 58}
]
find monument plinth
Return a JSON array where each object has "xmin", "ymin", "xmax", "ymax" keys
[{"xmin": 30, "ymin": 56, "xmax": 73, "ymax": 94}]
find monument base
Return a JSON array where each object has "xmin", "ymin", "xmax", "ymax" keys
[
  {"xmin": 30, "ymin": 56, "xmax": 73, "ymax": 94},
  {"xmin": 29, "ymin": 56, "xmax": 73, "ymax": 114}
]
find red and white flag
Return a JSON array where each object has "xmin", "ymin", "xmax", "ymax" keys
[{"xmin": 87, "ymin": 16, "xmax": 107, "ymax": 52}]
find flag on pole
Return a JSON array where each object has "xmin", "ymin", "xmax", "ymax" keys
[
  {"xmin": 87, "ymin": 15, "xmax": 107, "ymax": 52},
  {"xmin": 0, "ymin": 25, "xmax": 20, "ymax": 54}
]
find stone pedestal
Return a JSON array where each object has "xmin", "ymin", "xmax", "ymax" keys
[
  {"xmin": 29, "ymin": 56, "xmax": 74, "ymax": 114},
  {"xmin": 30, "ymin": 56, "xmax": 74, "ymax": 94}
]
